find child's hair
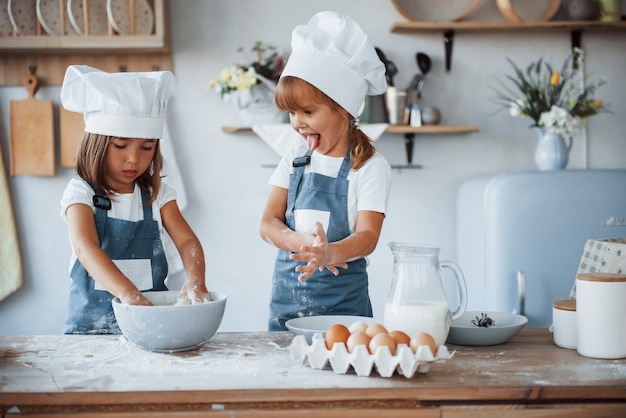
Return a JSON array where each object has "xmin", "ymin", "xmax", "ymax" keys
[
  {"xmin": 275, "ymin": 76, "xmax": 375, "ymax": 171},
  {"xmin": 74, "ymin": 133, "xmax": 163, "ymax": 206}
]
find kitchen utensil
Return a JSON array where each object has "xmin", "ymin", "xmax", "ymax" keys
[
  {"xmin": 0, "ymin": 132, "xmax": 23, "ymax": 302},
  {"xmin": 446, "ymin": 311, "xmax": 527, "ymax": 346},
  {"xmin": 384, "ymin": 242, "xmax": 468, "ymax": 346},
  {"xmin": 416, "ymin": 52, "xmax": 432, "ymax": 75},
  {"xmin": 598, "ymin": 0, "xmax": 622, "ymax": 22},
  {"xmin": 576, "ymin": 273, "xmax": 626, "ymax": 359},
  {"xmin": 568, "ymin": 0, "xmax": 600, "ymax": 20},
  {"xmin": 59, "ymin": 106, "xmax": 85, "ymax": 168},
  {"xmin": 421, "ymin": 106, "xmax": 442, "ymax": 125},
  {"xmin": 409, "ymin": 52, "xmax": 431, "ymax": 100},
  {"xmin": 112, "ymin": 291, "xmax": 227, "ymax": 352},
  {"xmin": 9, "ymin": 71, "xmax": 55, "ymax": 176},
  {"xmin": 285, "ymin": 315, "xmax": 378, "ymax": 344},
  {"xmin": 383, "ymin": 87, "xmax": 408, "ymax": 125},
  {"xmin": 375, "ymin": 47, "xmax": 397, "ymax": 87},
  {"xmin": 552, "ymin": 299, "xmax": 577, "ymax": 349}
]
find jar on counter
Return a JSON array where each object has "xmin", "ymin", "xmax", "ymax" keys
[
  {"xmin": 552, "ymin": 299, "xmax": 577, "ymax": 349},
  {"xmin": 576, "ymin": 273, "xmax": 626, "ymax": 359}
]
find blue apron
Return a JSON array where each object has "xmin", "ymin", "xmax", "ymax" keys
[
  {"xmin": 268, "ymin": 151, "xmax": 372, "ymax": 331},
  {"xmin": 64, "ymin": 184, "xmax": 168, "ymax": 334}
]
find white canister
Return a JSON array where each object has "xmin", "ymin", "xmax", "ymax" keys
[
  {"xmin": 576, "ymin": 273, "xmax": 626, "ymax": 359},
  {"xmin": 552, "ymin": 299, "xmax": 577, "ymax": 349}
]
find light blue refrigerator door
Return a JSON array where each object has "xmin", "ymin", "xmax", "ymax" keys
[{"xmin": 458, "ymin": 170, "xmax": 626, "ymax": 328}]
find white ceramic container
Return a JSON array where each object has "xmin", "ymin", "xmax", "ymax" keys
[
  {"xmin": 576, "ymin": 273, "xmax": 626, "ymax": 359},
  {"xmin": 552, "ymin": 299, "xmax": 577, "ymax": 349}
]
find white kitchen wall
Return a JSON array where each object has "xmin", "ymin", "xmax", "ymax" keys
[{"xmin": 1, "ymin": 0, "xmax": 625, "ymax": 334}]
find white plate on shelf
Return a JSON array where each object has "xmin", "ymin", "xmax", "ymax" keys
[
  {"xmin": 285, "ymin": 315, "xmax": 379, "ymax": 344},
  {"xmin": 8, "ymin": 0, "xmax": 38, "ymax": 35},
  {"xmin": 392, "ymin": 0, "xmax": 481, "ymax": 22},
  {"xmin": 0, "ymin": 1, "xmax": 14, "ymax": 36},
  {"xmin": 37, "ymin": 0, "xmax": 79, "ymax": 36},
  {"xmin": 106, "ymin": 0, "xmax": 153, "ymax": 35},
  {"xmin": 446, "ymin": 311, "xmax": 528, "ymax": 346},
  {"xmin": 67, "ymin": 0, "xmax": 109, "ymax": 36}
]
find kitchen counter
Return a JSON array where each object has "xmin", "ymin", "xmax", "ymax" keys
[{"xmin": 1, "ymin": 329, "xmax": 625, "ymax": 416}]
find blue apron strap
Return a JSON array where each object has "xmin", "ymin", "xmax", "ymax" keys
[
  {"xmin": 83, "ymin": 180, "xmax": 109, "ymax": 237},
  {"xmin": 286, "ymin": 150, "xmax": 312, "ymax": 226},
  {"xmin": 140, "ymin": 189, "xmax": 153, "ymax": 220}
]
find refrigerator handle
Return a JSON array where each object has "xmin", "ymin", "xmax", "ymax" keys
[{"xmin": 514, "ymin": 271, "xmax": 526, "ymax": 316}]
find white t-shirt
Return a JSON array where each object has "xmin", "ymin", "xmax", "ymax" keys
[
  {"xmin": 60, "ymin": 177, "xmax": 178, "ymax": 273},
  {"xmin": 268, "ymin": 143, "xmax": 392, "ymax": 233}
]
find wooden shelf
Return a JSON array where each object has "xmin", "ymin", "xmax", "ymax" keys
[
  {"xmin": 0, "ymin": 35, "xmax": 168, "ymax": 53},
  {"xmin": 222, "ymin": 124, "xmax": 479, "ymax": 135},
  {"xmin": 391, "ymin": 20, "xmax": 626, "ymax": 71},
  {"xmin": 385, "ymin": 124, "xmax": 479, "ymax": 134},
  {"xmin": 222, "ymin": 124, "xmax": 480, "ymax": 169},
  {"xmin": 391, "ymin": 20, "xmax": 626, "ymax": 33}
]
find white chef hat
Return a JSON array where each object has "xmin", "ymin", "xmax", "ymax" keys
[
  {"xmin": 280, "ymin": 11, "xmax": 387, "ymax": 118},
  {"xmin": 61, "ymin": 65, "xmax": 175, "ymax": 139}
]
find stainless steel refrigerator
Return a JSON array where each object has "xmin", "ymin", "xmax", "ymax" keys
[{"xmin": 456, "ymin": 170, "xmax": 626, "ymax": 327}]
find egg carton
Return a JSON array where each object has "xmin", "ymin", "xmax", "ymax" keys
[{"xmin": 288, "ymin": 333, "xmax": 455, "ymax": 378}]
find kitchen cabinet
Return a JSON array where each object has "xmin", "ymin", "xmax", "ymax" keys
[
  {"xmin": 0, "ymin": 0, "xmax": 171, "ymax": 86},
  {"xmin": 1, "ymin": 329, "xmax": 624, "ymax": 416}
]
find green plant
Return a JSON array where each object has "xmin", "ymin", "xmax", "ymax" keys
[{"xmin": 492, "ymin": 48, "xmax": 608, "ymax": 137}]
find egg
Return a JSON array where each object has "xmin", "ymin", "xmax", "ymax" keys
[
  {"xmin": 410, "ymin": 332, "xmax": 438, "ymax": 356},
  {"xmin": 365, "ymin": 323, "xmax": 388, "ymax": 337},
  {"xmin": 346, "ymin": 331, "xmax": 371, "ymax": 353},
  {"xmin": 389, "ymin": 330, "xmax": 411, "ymax": 346},
  {"xmin": 324, "ymin": 324, "xmax": 351, "ymax": 350},
  {"xmin": 348, "ymin": 320, "xmax": 368, "ymax": 334},
  {"xmin": 368, "ymin": 333, "xmax": 397, "ymax": 355}
]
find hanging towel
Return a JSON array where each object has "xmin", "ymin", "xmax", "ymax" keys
[{"xmin": 252, "ymin": 123, "xmax": 388, "ymax": 159}]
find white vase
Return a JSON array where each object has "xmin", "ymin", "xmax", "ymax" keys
[
  {"xmin": 231, "ymin": 78, "xmax": 287, "ymax": 126},
  {"xmin": 534, "ymin": 128, "xmax": 572, "ymax": 171}
]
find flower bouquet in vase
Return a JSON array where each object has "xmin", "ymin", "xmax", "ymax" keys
[
  {"xmin": 207, "ymin": 42, "xmax": 289, "ymax": 126},
  {"xmin": 492, "ymin": 48, "xmax": 609, "ymax": 170}
]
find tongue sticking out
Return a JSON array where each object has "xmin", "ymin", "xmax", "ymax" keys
[{"xmin": 306, "ymin": 134, "xmax": 320, "ymax": 152}]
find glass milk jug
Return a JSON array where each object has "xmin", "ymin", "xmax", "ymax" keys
[{"xmin": 384, "ymin": 242, "xmax": 468, "ymax": 346}]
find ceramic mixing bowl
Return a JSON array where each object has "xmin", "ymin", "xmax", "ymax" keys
[
  {"xmin": 112, "ymin": 291, "xmax": 227, "ymax": 352},
  {"xmin": 446, "ymin": 311, "xmax": 527, "ymax": 346}
]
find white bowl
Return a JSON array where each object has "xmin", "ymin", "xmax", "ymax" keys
[
  {"xmin": 446, "ymin": 311, "xmax": 528, "ymax": 346},
  {"xmin": 112, "ymin": 291, "xmax": 226, "ymax": 352},
  {"xmin": 285, "ymin": 315, "xmax": 379, "ymax": 344}
]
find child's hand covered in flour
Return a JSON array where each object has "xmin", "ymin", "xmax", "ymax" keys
[
  {"xmin": 290, "ymin": 222, "xmax": 348, "ymax": 280},
  {"xmin": 177, "ymin": 280, "xmax": 211, "ymax": 305}
]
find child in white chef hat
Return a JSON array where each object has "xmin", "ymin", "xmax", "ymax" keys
[
  {"xmin": 60, "ymin": 65, "xmax": 209, "ymax": 334},
  {"xmin": 260, "ymin": 11, "xmax": 392, "ymax": 331}
]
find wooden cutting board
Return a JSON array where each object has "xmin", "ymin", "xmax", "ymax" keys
[
  {"xmin": 60, "ymin": 106, "xmax": 85, "ymax": 168},
  {"xmin": 9, "ymin": 74, "xmax": 55, "ymax": 176},
  {"xmin": 0, "ymin": 129, "xmax": 23, "ymax": 302}
]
